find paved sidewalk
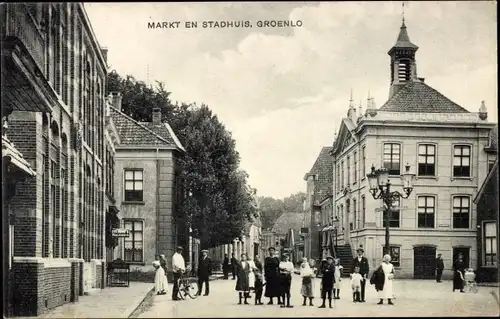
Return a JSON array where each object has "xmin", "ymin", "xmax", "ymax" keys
[{"xmin": 19, "ymin": 282, "xmax": 153, "ymax": 318}]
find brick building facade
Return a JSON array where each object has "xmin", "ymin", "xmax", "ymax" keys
[
  {"xmin": 328, "ymin": 19, "xmax": 496, "ymax": 279},
  {"xmin": 2, "ymin": 3, "xmax": 110, "ymax": 316}
]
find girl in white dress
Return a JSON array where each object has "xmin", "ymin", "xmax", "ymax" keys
[
  {"xmin": 153, "ymin": 260, "xmax": 168, "ymax": 295},
  {"xmin": 248, "ymin": 258, "xmax": 256, "ymax": 292},
  {"xmin": 333, "ymin": 258, "xmax": 343, "ymax": 299},
  {"xmin": 378, "ymin": 254, "xmax": 395, "ymax": 305}
]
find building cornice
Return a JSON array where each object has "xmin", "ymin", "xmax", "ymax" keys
[{"xmin": 78, "ymin": 3, "xmax": 108, "ymax": 70}]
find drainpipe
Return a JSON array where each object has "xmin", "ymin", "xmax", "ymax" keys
[{"xmin": 156, "ymin": 146, "xmax": 160, "ymax": 258}]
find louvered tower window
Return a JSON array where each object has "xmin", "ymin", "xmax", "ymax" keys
[{"xmin": 398, "ymin": 60, "xmax": 410, "ymax": 82}]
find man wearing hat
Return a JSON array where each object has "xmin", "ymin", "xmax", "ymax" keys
[
  {"xmin": 197, "ymin": 249, "xmax": 212, "ymax": 296},
  {"xmin": 435, "ymin": 253, "xmax": 444, "ymax": 283},
  {"xmin": 319, "ymin": 256, "xmax": 336, "ymax": 308},
  {"xmin": 351, "ymin": 246, "xmax": 369, "ymax": 302},
  {"xmin": 171, "ymin": 246, "xmax": 186, "ymax": 301}
]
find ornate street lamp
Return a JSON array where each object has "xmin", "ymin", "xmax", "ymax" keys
[{"xmin": 367, "ymin": 163, "xmax": 415, "ymax": 255}]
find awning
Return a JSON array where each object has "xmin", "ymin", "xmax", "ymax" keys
[{"xmin": 2, "ymin": 135, "xmax": 35, "ymax": 176}]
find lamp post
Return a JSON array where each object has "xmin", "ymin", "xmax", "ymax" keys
[{"xmin": 366, "ymin": 163, "xmax": 415, "ymax": 255}]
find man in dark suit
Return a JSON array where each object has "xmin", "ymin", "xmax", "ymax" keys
[
  {"xmin": 230, "ymin": 253, "xmax": 237, "ymax": 280},
  {"xmin": 197, "ymin": 249, "xmax": 212, "ymax": 296},
  {"xmin": 223, "ymin": 254, "xmax": 230, "ymax": 280},
  {"xmin": 351, "ymin": 246, "xmax": 369, "ymax": 302},
  {"xmin": 436, "ymin": 253, "xmax": 444, "ymax": 283}
]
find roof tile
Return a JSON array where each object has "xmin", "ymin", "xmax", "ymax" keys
[{"xmin": 307, "ymin": 146, "xmax": 334, "ymax": 199}]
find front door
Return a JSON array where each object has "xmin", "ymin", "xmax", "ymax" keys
[
  {"xmin": 452, "ymin": 247, "xmax": 470, "ymax": 268},
  {"xmin": 414, "ymin": 246, "xmax": 436, "ymax": 279}
]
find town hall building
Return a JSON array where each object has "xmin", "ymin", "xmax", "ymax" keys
[{"xmin": 328, "ymin": 18, "xmax": 497, "ymax": 279}]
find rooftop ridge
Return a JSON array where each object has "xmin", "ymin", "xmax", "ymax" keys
[{"xmin": 109, "ymin": 105, "xmax": 172, "ymax": 146}]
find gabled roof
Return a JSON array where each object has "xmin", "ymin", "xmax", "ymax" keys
[
  {"xmin": 271, "ymin": 212, "xmax": 304, "ymax": 235},
  {"xmin": 331, "ymin": 118, "xmax": 357, "ymax": 155},
  {"xmin": 305, "ymin": 146, "xmax": 333, "ymax": 201},
  {"xmin": 110, "ymin": 106, "xmax": 185, "ymax": 151},
  {"xmin": 379, "ymin": 81, "xmax": 470, "ymax": 113},
  {"xmin": 474, "ymin": 159, "xmax": 498, "ymax": 204}
]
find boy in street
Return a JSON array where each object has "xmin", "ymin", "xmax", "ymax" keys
[
  {"xmin": 319, "ymin": 256, "xmax": 336, "ymax": 309},
  {"xmin": 351, "ymin": 266, "xmax": 363, "ymax": 302}
]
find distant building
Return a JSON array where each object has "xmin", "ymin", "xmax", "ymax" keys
[
  {"xmin": 473, "ymin": 125, "xmax": 498, "ymax": 283},
  {"xmin": 329, "ymin": 18, "xmax": 496, "ymax": 279},
  {"xmin": 271, "ymin": 212, "xmax": 304, "ymax": 262},
  {"xmin": 2, "ymin": 3, "xmax": 110, "ymax": 316},
  {"xmin": 108, "ymin": 94, "xmax": 187, "ymax": 280},
  {"xmin": 303, "ymin": 146, "xmax": 334, "ymax": 262}
]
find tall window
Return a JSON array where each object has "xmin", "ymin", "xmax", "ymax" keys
[
  {"xmin": 353, "ymin": 151, "xmax": 358, "ymax": 183},
  {"xmin": 452, "ymin": 196, "xmax": 470, "ymax": 229},
  {"xmin": 340, "ymin": 204, "xmax": 344, "ymax": 232},
  {"xmin": 336, "ymin": 164, "xmax": 340, "ymax": 192},
  {"xmin": 383, "ymin": 143, "xmax": 401, "ymax": 175},
  {"xmin": 418, "ymin": 196, "xmax": 435, "ymax": 228},
  {"xmin": 124, "ymin": 169, "xmax": 144, "ymax": 201},
  {"xmin": 361, "ymin": 195, "xmax": 366, "ymax": 228},
  {"xmin": 50, "ymin": 160, "xmax": 57, "ymax": 256},
  {"xmin": 341, "ymin": 161, "xmax": 344, "ymax": 189},
  {"xmin": 418, "ymin": 144, "xmax": 436, "ymax": 176},
  {"xmin": 383, "ymin": 198, "xmax": 400, "ymax": 228},
  {"xmin": 484, "ymin": 222, "xmax": 497, "ymax": 266},
  {"xmin": 124, "ymin": 220, "xmax": 143, "ymax": 262},
  {"xmin": 362, "ymin": 146, "xmax": 366, "ymax": 178},
  {"xmin": 353, "ymin": 199, "xmax": 357, "ymax": 229},
  {"xmin": 347, "ymin": 156, "xmax": 351, "ymax": 185},
  {"xmin": 453, "ymin": 145, "xmax": 471, "ymax": 177}
]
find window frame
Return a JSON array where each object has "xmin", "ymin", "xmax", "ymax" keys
[
  {"xmin": 383, "ymin": 197, "xmax": 401, "ymax": 228},
  {"xmin": 382, "ymin": 245, "xmax": 401, "ymax": 268},
  {"xmin": 353, "ymin": 151, "xmax": 358, "ymax": 184},
  {"xmin": 417, "ymin": 143, "xmax": 437, "ymax": 177},
  {"xmin": 341, "ymin": 161, "xmax": 344, "ymax": 190},
  {"xmin": 361, "ymin": 145, "xmax": 366, "ymax": 180},
  {"xmin": 123, "ymin": 219, "xmax": 145, "ymax": 263},
  {"xmin": 383, "ymin": 142, "xmax": 402, "ymax": 176},
  {"xmin": 361, "ymin": 195, "xmax": 366, "ymax": 229},
  {"xmin": 123, "ymin": 169, "xmax": 144, "ymax": 202},
  {"xmin": 452, "ymin": 195, "xmax": 471, "ymax": 229},
  {"xmin": 452, "ymin": 144, "xmax": 472, "ymax": 178},
  {"xmin": 482, "ymin": 220, "xmax": 497, "ymax": 267},
  {"xmin": 417, "ymin": 195, "xmax": 436, "ymax": 229},
  {"xmin": 347, "ymin": 156, "xmax": 351, "ymax": 186}
]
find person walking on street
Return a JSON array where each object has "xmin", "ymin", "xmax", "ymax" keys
[
  {"xmin": 153, "ymin": 260, "xmax": 168, "ymax": 295},
  {"xmin": 171, "ymin": 246, "xmax": 186, "ymax": 301},
  {"xmin": 197, "ymin": 249, "xmax": 212, "ymax": 296},
  {"xmin": 436, "ymin": 253, "xmax": 444, "ymax": 283},
  {"xmin": 231, "ymin": 253, "xmax": 238, "ymax": 280},
  {"xmin": 370, "ymin": 254, "xmax": 395, "ymax": 305},
  {"xmin": 223, "ymin": 254, "xmax": 230, "ymax": 280},
  {"xmin": 279, "ymin": 254, "xmax": 294, "ymax": 308},
  {"xmin": 300, "ymin": 257, "xmax": 315, "ymax": 306},
  {"xmin": 235, "ymin": 253, "xmax": 251, "ymax": 305},
  {"xmin": 452, "ymin": 253, "xmax": 466, "ymax": 293},
  {"xmin": 319, "ymin": 256, "xmax": 336, "ymax": 309},
  {"xmin": 351, "ymin": 246, "xmax": 369, "ymax": 302},
  {"xmin": 264, "ymin": 247, "xmax": 282, "ymax": 305}
]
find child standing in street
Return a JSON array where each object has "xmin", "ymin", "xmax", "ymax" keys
[
  {"xmin": 254, "ymin": 267, "xmax": 264, "ymax": 305},
  {"xmin": 319, "ymin": 256, "xmax": 336, "ymax": 309},
  {"xmin": 333, "ymin": 258, "xmax": 343, "ymax": 299},
  {"xmin": 351, "ymin": 266, "xmax": 363, "ymax": 302}
]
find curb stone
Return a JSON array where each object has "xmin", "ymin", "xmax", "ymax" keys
[{"xmin": 124, "ymin": 285, "xmax": 154, "ymax": 318}]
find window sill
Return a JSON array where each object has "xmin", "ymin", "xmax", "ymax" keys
[
  {"xmin": 125, "ymin": 261, "xmax": 146, "ymax": 266},
  {"xmin": 451, "ymin": 176, "xmax": 473, "ymax": 181},
  {"xmin": 416, "ymin": 176, "xmax": 438, "ymax": 180},
  {"xmin": 122, "ymin": 201, "xmax": 145, "ymax": 205},
  {"xmin": 479, "ymin": 265, "xmax": 498, "ymax": 269}
]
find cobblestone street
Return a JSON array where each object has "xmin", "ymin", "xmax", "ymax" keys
[{"xmin": 137, "ymin": 275, "xmax": 499, "ymax": 318}]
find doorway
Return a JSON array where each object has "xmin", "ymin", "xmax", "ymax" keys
[
  {"xmin": 413, "ymin": 246, "xmax": 436, "ymax": 279},
  {"xmin": 452, "ymin": 247, "xmax": 470, "ymax": 268}
]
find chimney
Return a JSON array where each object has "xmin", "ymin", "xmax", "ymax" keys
[
  {"xmin": 418, "ymin": 77, "xmax": 425, "ymax": 83},
  {"xmin": 152, "ymin": 108, "xmax": 161, "ymax": 125},
  {"xmin": 110, "ymin": 92, "xmax": 122, "ymax": 111},
  {"xmin": 101, "ymin": 47, "xmax": 108, "ymax": 63}
]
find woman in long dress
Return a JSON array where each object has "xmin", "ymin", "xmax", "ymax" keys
[
  {"xmin": 376, "ymin": 254, "xmax": 395, "ymax": 305},
  {"xmin": 452, "ymin": 253, "xmax": 466, "ymax": 293},
  {"xmin": 235, "ymin": 253, "xmax": 251, "ymax": 305},
  {"xmin": 279, "ymin": 254, "xmax": 295, "ymax": 308},
  {"xmin": 153, "ymin": 260, "xmax": 168, "ymax": 295},
  {"xmin": 300, "ymin": 257, "xmax": 315, "ymax": 306},
  {"xmin": 264, "ymin": 247, "xmax": 281, "ymax": 304},
  {"xmin": 333, "ymin": 258, "xmax": 343, "ymax": 299}
]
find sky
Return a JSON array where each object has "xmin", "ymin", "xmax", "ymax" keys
[{"xmin": 85, "ymin": 1, "xmax": 497, "ymax": 199}]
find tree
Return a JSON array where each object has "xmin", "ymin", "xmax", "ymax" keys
[
  {"xmin": 107, "ymin": 71, "xmax": 257, "ymax": 249},
  {"xmin": 258, "ymin": 192, "xmax": 306, "ymax": 230}
]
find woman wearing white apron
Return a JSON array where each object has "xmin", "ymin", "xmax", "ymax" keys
[
  {"xmin": 248, "ymin": 258, "xmax": 256, "ymax": 293},
  {"xmin": 153, "ymin": 260, "xmax": 168, "ymax": 295},
  {"xmin": 377, "ymin": 254, "xmax": 395, "ymax": 305}
]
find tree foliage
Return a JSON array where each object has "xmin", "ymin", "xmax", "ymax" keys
[
  {"xmin": 106, "ymin": 71, "xmax": 257, "ymax": 249},
  {"xmin": 258, "ymin": 192, "xmax": 306, "ymax": 230}
]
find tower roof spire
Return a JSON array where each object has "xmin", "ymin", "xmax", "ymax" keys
[{"xmin": 388, "ymin": 5, "xmax": 418, "ymax": 54}]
